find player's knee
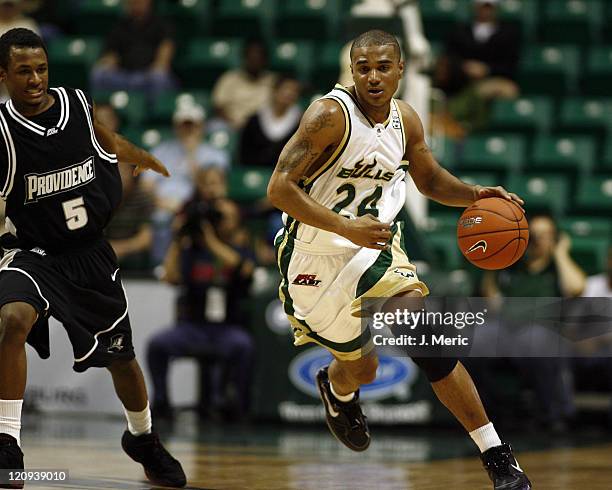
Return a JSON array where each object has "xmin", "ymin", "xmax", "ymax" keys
[
  {"xmin": 0, "ymin": 305, "xmax": 36, "ymax": 345},
  {"xmin": 413, "ymin": 357, "xmax": 458, "ymax": 383},
  {"xmin": 352, "ymin": 355, "xmax": 378, "ymax": 385}
]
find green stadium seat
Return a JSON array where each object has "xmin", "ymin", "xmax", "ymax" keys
[
  {"xmin": 207, "ymin": 128, "xmax": 238, "ymax": 161},
  {"xmin": 541, "ymin": 0, "xmax": 603, "ymax": 44},
  {"xmin": 426, "ymin": 231, "xmax": 463, "ymax": 270},
  {"xmin": 269, "ymin": 40, "xmax": 314, "ymax": 83},
  {"xmin": 584, "ymin": 46, "xmax": 612, "ymax": 96},
  {"xmin": 423, "ymin": 212, "xmax": 460, "ymax": 234},
  {"xmin": 47, "ymin": 37, "xmax": 102, "ymax": 88},
  {"xmin": 560, "ymin": 217, "xmax": 611, "ymax": 239},
  {"xmin": 228, "ymin": 166, "xmax": 273, "ymax": 202},
  {"xmin": 453, "ymin": 172, "xmax": 499, "ymax": 188},
  {"xmin": 148, "ymin": 91, "xmax": 211, "ymax": 125},
  {"xmin": 158, "ymin": 0, "xmax": 211, "ymax": 44},
  {"xmin": 92, "ymin": 91, "xmax": 146, "ymax": 127},
  {"xmin": 317, "ymin": 41, "xmax": 345, "ymax": 92},
  {"xmin": 433, "ymin": 136, "xmax": 457, "ymax": 170},
  {"xmin": 76, "ymin": 0, "xmax": 123, "ymax": 36},
  {"xmin": 419, "ymin": 0, "xmax": 469, "ymax": 43},
  {"xmin": 558, "ymin": 98, "xmax": 612, "ymax": 141},
  {"xmin": 459, "ymin": 134, "xmax": 526, "ymax": 177},
  {"xmin": 519, "ymin": 45, "xmax": 580, "ymax": 95},
  {"xmin": 570, "ymin": 236, "xmax": 609, "ymax": 275},
  {"xmin": 176, "ymin": 38, "xmax": 243, "ymax": 90},
  {"xmin": 531, "ymin": 135, "xmax": 596, "ymax": 177},
  {"xmin": 214, "ymin": 0, "xmax": 276, "ymax": 40},
  {"xmin": 606, "ymin": 2, "xmax": 612, "ymax": 42},
  {"xmin": 575, "ymin": 175, "xmax": 612, "ymax": 214},
  {"xmin": 506, "ymin": 174, "xmax": 569, "ymax": 216},
  {"xmin": 497, "ymin": 0, "xmax": 538, "ymax": 42},
  {"xmin": 276, "ymin": 0, "xmax": 341, "ymax": 41},
  {"xmin": 602, "ymin": 139, "xmax": 612, "ymax": 172},
  {"xmin": 122, "ymin": 126, "xmax": 174, "ymax": 151},
  {"xmin": 488, "ymin": 96, "xmax": 553, "ymax": 138}
]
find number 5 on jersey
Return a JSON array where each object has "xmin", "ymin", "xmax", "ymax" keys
[{"xmin": 62, "ymin": 197, "xmax": 89, "ymax": 231}]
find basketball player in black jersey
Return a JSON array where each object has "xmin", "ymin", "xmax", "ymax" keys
[{"xmin": 0, "ymin": 29, "xmax": 186, "ymax": 488}]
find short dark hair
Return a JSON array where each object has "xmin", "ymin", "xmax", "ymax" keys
[
  {"xmin": 350, "ymin": 29, "xmax": 401, "ymax": 61},
  {"xmin": 0, "ymin": 28, "xmax": 48, "ymax": 70}
]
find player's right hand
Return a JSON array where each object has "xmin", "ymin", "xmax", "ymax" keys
[{"xmin": 340, "ymin": 215, "xmax": 392, "ymax": 250}]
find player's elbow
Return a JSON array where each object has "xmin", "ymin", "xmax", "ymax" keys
[{"xmin": 267, "ymin": 176, "xmax": 285, "ymax": 211}]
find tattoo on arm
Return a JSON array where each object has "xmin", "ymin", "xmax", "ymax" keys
[
  {"xmin": 277, "ymin": 138, "xmax": 316, "ymax": 173},
  {"xmin": 417, "ymin": 144, "xmax": 432, "ymax": 154},
  {"xmin": 305, "ymin": 113, "xmax": 333, "ymax": 134}
]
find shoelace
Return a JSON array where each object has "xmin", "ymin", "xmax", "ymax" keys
[{"xmin": 484, "ymin": 448, "xmax": 513, "ymax": 476}]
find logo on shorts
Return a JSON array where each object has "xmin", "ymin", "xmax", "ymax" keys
[
  {"xmin": 30, "ymin": 247, "xmax": 46, "ymax": 256},
  {"xmin": 467, "ymin": 240, "xmax": 488, "ymax": 254},
  {"xmin": 393, "ymin": 268, "xmax": 415, "ymax": 279},
  {"xmin": 108, "ymin": 334, "xmax": 125, "ymax": 353},
  {"xmin": 292, "ymin": 274, "xmax": 322, "ymax": 287}
]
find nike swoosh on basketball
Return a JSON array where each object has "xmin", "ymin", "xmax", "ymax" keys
[
  {"xmin": 111, "ymin": 268, "xmax": 120, "ymax": 281},
  {"xmin": 467, "ymin": 240, "xmax": 487, "ymax": 254}
]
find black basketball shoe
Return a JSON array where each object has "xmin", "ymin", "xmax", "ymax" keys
[
  {"xmin": 481, "ymin": 443, "xmax": 532, "ymax": 489},
  {"xmin": 121, "ymin": 431, "xmax": 186, "ymax": 488},
  {"xmin": 0, "ymin": 434, "xmax": 24, "ymax": 489},
  {"xmin": 316, "ymin": 367, "xmax": 370, "ymax": 452}
]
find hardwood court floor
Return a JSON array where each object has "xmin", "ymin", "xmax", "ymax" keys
[{"xmin": 18, "ymin": 415, "xmax": 612, "ymax": 489}]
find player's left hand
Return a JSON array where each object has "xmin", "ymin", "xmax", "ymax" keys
[
  {"xmin": 473, "ymin": 185, "xmax": 525, "ymax": 214},
  {"xmin": 133, "ymin": 156, "xmax": 170, "ymax": 178}
]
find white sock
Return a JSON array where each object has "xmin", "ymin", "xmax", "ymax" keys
[
  {"xmin": 469, "ymin": 422, "xmax": 502, "ymax": 453},
  {"xmin": 0, "ymin": 399, "xmax": 22, "ymax": 446},
  {"xmin": 330, "ymin": 382, "xmax": 355, "ymax": 402},
  {"xmin": 124, "ymin": 402, "xmax": 152, "ymax": 436}
]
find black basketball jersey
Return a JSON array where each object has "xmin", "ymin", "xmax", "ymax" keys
[{"xmin": 0, "ymin": 87, "xmax": 122, "ymax": 253}]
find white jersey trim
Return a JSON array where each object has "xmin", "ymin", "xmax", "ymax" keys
[
  {"xmin": 51, "ymin": 87, "xmax": 70, "ymax": 131},
  {"xmin": 6, "ymin": 100, "xmax": 46, "ymax": 136},
  {"xmin": 1, "ymin": 266, "xmax": 51, "ymax": 312},
  {"xmin": 74, "ymin": 89, "xmax": 118, "ymax": 164},
  {"xmin": 74, "ymin": 283, "xmax": 129, "ymax": 363},
  {"xmin": 0, "ymin": 110, "xmax": 17, "ymax": 200},
  {"xmin": 5, "ymin": 88, "xmax": 70, "ymax": 137}
]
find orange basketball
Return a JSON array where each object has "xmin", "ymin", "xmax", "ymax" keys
[{"xmin": 457, "ymin": 197, "xmax": 529, "ymax": 270}]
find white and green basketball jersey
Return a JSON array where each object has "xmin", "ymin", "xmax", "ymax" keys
[{"xmin": 286, "ymin": 84, "xmax": 408, "ymax": 250}]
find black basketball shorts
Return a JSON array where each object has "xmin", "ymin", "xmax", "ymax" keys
[{"xmin": 0, "ymin": 238, "xmax": 135, "ymax": 372}]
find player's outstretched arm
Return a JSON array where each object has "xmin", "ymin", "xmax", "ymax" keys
[
  {"xmin": 399, "ymin": 101, "xmax": 523, "ymax": 209},
  {"xmin": 93, "ymin": 108, "xmax": 170, "ymax": 177},
  {"xmin": 268, "ymin": 99, "xmax": 391, "ymax": 249}
]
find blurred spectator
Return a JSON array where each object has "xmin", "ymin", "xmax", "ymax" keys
[
  {"xmin": 472, "ymin": 213, "xmax": 586, "ymax": 432},
  {"xmin": 25, "ymin": 0, "xmax": 65, "ymax": 40},
  {"xmin": 582, "ymin": 246, "xmax": 612, "ymax": 299},
  {"xmin": 98, "ymin": 103, "xmax": 154, "ymax": 271},
  {"xmin": 434, "ymin": 0, "xmax": 520, "ymax": 132},
  {"xmin": 91, "ymin": 0, "xmax": 176, "ymax": 99},
  {"xmin": 239, "ymin": 75, "xmax": 302, "ymax": 167},
  {"xmin": 143, "ymin": 103, "xmax": 230, "ymax": 264},
  {"xmin": 569, "ymin": 246, "xmax": 612, "ymax": 425},
  {"xmin": 95, "ymin": 102, "xmax": 120, "ymax": 132},
  {"xmin": 105, "ymin": 163, "xmax": 155, "ymax": 272},
  {"xmin": 212, "ymin": 38, "xmax": 276, "ymax": 130},
  {"xmin": 0, "ymin": 0, "xmax": 39, "ymax": 35},
  {"xmin": 147, "ymin": 167, "xmax": 255, "ymax": 421}
]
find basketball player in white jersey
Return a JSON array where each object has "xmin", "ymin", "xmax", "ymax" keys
[{"xmin": 268, "ymin": 31, "xmax": 531, "ymax": 490}]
